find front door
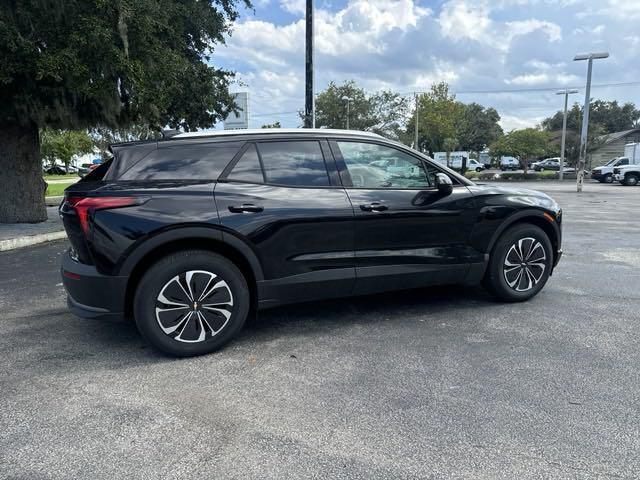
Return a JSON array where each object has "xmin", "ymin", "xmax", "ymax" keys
[
  {"xmin": 215, "ymin": 139, "xmax": 355, "ymax": 306},
  {"xmin": 329, "ymin": 140, "xmax": 478, "ymax": 295}
]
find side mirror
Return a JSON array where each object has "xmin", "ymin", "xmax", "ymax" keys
[{"xmin": 435, "ymin": 173, "xmax": 453, "ymax": 195}]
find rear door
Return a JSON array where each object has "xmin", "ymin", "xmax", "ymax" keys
[
  {"xmin": 329, "ymin": 139, "xmax": 478, "ymax": 295},
  {"xmin": 214, "ymin": 139, "xmax": 355, "ymax": 306}
]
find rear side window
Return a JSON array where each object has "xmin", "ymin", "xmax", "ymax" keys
[
  {"xmin": 257, "ymin": 141, "xmax": 329, "ymax": 187},
  {"xmin": 118, "ymin": 142, "xmax": 241, "ymax": 180}
]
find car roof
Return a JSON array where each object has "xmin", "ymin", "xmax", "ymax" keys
[{"xmin": 110, "ymin": 128, "xmax": 385, "ymax": 149}]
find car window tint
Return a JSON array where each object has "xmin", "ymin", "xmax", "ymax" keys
[
  {"xmin": 337, "ymin": 141, "xmax": 430, "ymax": 189},
  {"xmin": 257, "ymin": 141, "xmax": 329, "ymax": 187},
  {"xmin": 119, "ymin": 142, "xmax": 241, "ymax": 180},
  {"xmin": 621, "ymin": 159, "xmax": 629, "ymax": 165},
  {"xmin": 228, "ymin": 144, "xmax": 264, "ymax": 183}
]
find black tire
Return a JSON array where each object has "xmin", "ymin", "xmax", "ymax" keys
[
  {"xmin": 483, "ymin": 223, "xmax": 553, "ymax": 302},
  {"xmin": 476, "ymin": 167, "xmax": 482, "ymax": 172},
  {"xmin": 603, "ymin": 173, "xmax": 613, "ymax": 184},
  {"xmin": 623, "ymin": 174, "xmax": 638, "ymax": 186},
  {"xmin": 134, "ymin": 250, "xmax": 250, "ymax": 357}
]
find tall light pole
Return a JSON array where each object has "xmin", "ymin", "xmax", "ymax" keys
[
  {"xmin": 342, "ymin": 96, "xmax": 352, "ymax": 129},
  {"xmin": 303, "ymin": 0, "xmax": 314, "ymax": 128},
  {"xmin": 414, "ymin": 92, "xmax": 419, "ymax": 151},
  {"xmin": 574, "ymin": 52, "xmax": 609, "ymax": 192},
  {"xmin": 555, "ymin": 89, "xmax": 578, "ymax": 181}
]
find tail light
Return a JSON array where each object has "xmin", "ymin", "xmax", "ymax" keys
[{"xmin": 66, "ymin": 196, "xmax": 146, "ymax": 235}]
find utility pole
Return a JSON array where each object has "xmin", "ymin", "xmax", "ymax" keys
[
  {"xmin": 304, "ymin": 0, "xmax": 314, "ymax": 128},
  {"xmin": 574, "ymin": 52, "xmax": 608, "ymax": 192},
  {"xmin": 414, "ymin": 92, "xmax": 419, "ymax": 151},
  {"xmin": 341, "ymin": 96, "xmax": 352, "ymax": 129},
  {"xmin": 555, "ymin": 89, "xmax": 578, "ymax": 181}
]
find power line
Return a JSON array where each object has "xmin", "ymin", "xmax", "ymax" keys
[
  {"xmin": 240, "ymin": 80, "xmax": 640, "ymax": 122},
  {"xmin": 401, "ymin": 80, "xmax": 640, "ymax": 97}
]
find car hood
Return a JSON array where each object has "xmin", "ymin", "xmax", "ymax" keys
[{"xmin": 467, "ymin": 184, "xmax": 560, "ymax": 212}]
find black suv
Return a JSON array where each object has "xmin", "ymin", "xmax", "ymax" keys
[{"xmin": 61, "ymin": 129, "xmax": 562, "ymax": 356}]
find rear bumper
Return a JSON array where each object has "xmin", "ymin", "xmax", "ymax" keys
[{"xmin": 61, "ymin": 249, "xmax": 128, "ymax": 321}]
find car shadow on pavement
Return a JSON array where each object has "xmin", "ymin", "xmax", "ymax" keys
[
  {"xmin": 13, "ymin": 284, "xmax": 498, "ymax": 369},
  {"xmin": 240, "ymin": 284, "xmax": 497, "ymax": 339}
]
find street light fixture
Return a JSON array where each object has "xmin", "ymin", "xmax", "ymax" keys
[
  {"xmin": 555, "ymin": 89, "xmax": 579, "ymax": 181},
  {"xmin": 342, "ymin": 96, "xmax": 352, "ymax": 129},
  {"xmin": 573, "ymin": 51, "xmax": 609, "ymax": 192}
]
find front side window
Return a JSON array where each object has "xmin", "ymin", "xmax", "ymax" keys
[
  {"xmin": 337, "ymin": 141, "xmax": 430, "ymax": 189},
  {"xmin": 257, "ymin": 141, "xmax": 329, "ymax": 187},
  {"xmin": 227, "ymin": 144, "xmax": 264, "ymax": 183}
]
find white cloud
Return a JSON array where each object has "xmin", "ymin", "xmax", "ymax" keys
[
  {"xmin": 280, "ymin": 0, "xmax": 305, "ymax": 15},
  {"xmin": 438, "ymin": 0, "xmax": 492, "ymax": 42},
  {"xmin": 505, "ymin": 19, "xmax": 562, "ymax": 43},
  {"xmin": 506, "ymin": 73, "xmax": 550, "ymax": 86},
  {"xmin": 216, "ymin": 0, "xmax": 640, "ymax": 130}
]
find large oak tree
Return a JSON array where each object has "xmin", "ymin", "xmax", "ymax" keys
[{"xmin": 0, "ymin": 0, "xmax": 249, "ymax": 223}]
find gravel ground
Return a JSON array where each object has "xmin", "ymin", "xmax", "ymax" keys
[{"xmin": 1, "ymin": 181, "xmax": 639, "ymax": 479}]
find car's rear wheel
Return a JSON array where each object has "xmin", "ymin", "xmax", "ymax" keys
[
  {"xmin": 624, "ymin": 173, "xmax": 638, "ymax": 186},
  {"xmin": 134, "ymin": 250, "xmax": 249, "ymax": 356},
  {"xmin": 483, "ymin": 223, "xmax": 553, "ymax": 302}
]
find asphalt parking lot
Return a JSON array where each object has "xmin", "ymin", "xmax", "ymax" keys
[{"xmin": 1, "ymin": 181, "xmax": 639, "ymax": 479}]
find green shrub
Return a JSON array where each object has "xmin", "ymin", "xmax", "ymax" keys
[{"xmin": 466, "ymin": 170, "xmax": 566, "ymax": 181}]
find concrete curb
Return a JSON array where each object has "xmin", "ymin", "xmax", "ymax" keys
[{"xmin": 0, "ymin": 230, "xmax": 67, "ymax": 252}]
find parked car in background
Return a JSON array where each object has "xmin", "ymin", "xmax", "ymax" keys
[
  {"xmin": 449, "ymin": 158, "xmax": 485, "ymax": 172},
  {"xmin": 591, "ymin": 157, "xmax": 630, "ymax": 183},
  {"xmin": 479, "ymin": 152, "xmax": 492, "ymax": 169},
  {"xmin": 591, "ymin": 143, "xmax": 640, "ymax": 183},
  {"xmin": 44, "ymin": 163, "xmax": 77, "ymax": 175},
  {"xmin": 78, "ymin": 161, "xmax": 102, "ymax": 177},
  {"xmin": 613, "ymin": 164, "xmax": 640, "ymax": 186},
  {"xmin": 60, "ymin": 128, "xmax": 563, "ymax": 357},
  {"xmin": 532, "ymin": 158, "xmax": 566, "ymax": 172},
  {"xmin": 500, "ymin": 157, "xmax": 520, "ymax": 171},
  {"xmin": 432, "ymin": 151, "xmax": 470, "ymax": 168}
]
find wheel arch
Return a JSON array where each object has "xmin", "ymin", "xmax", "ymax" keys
[
  {"xmin": 487, "ymin": 210, "xmax": 560, "ymax": 265},
  {"xmin": 119, "ymin": 226, "xmax": 263, "ymax": 319}
]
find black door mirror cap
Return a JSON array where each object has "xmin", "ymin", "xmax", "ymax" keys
[{"xmin": 435, "ymin": 173, "xmax": 453, "ymax": 195}]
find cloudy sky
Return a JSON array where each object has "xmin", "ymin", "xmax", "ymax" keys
[{"xmin": 213, "ymin": 0, "xmax": 640, "ymax": 130}]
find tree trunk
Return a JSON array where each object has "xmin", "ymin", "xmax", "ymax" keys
[{"xmin": 0, "ymin": 122, "xmax": 47, "ymax": 223}]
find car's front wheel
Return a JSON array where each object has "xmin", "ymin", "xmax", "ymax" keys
[
  {"xmin": 483, "ymin": 223, "xmax": 553, "ymax": 302},
  {"xmin": 134, "ymin": 250, "xmax": 250, "ymax": 357},
  {"xmin": 603, "ymin": 173, "xmax": 613, "ymax": 183}
]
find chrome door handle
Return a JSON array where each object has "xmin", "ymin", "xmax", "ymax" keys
[
  {"xmin": 228, "ymin": 204, "xmax": 264, "ymax": 213},
  {"xmin": 360, "ymin": 202, "xmax": 388, "ymax": 212}
]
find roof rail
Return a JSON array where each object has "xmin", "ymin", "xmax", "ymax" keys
[{"xmin": 171, "ymin": 128, "xmax": 383, "ymax": 140}]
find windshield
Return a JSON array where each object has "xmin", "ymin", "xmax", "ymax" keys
[{"xmin": 605, "ymin": 158, "xmax": 619, "ymax": 166}]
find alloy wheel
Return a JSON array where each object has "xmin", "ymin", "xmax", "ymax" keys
[
  {"xmin": 155, "ymin": 270, "xmax": 234, "ymax": 343},
  {"xmin": 503, "ymin": 237, "xmax": 547, "ymax": 292}
]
